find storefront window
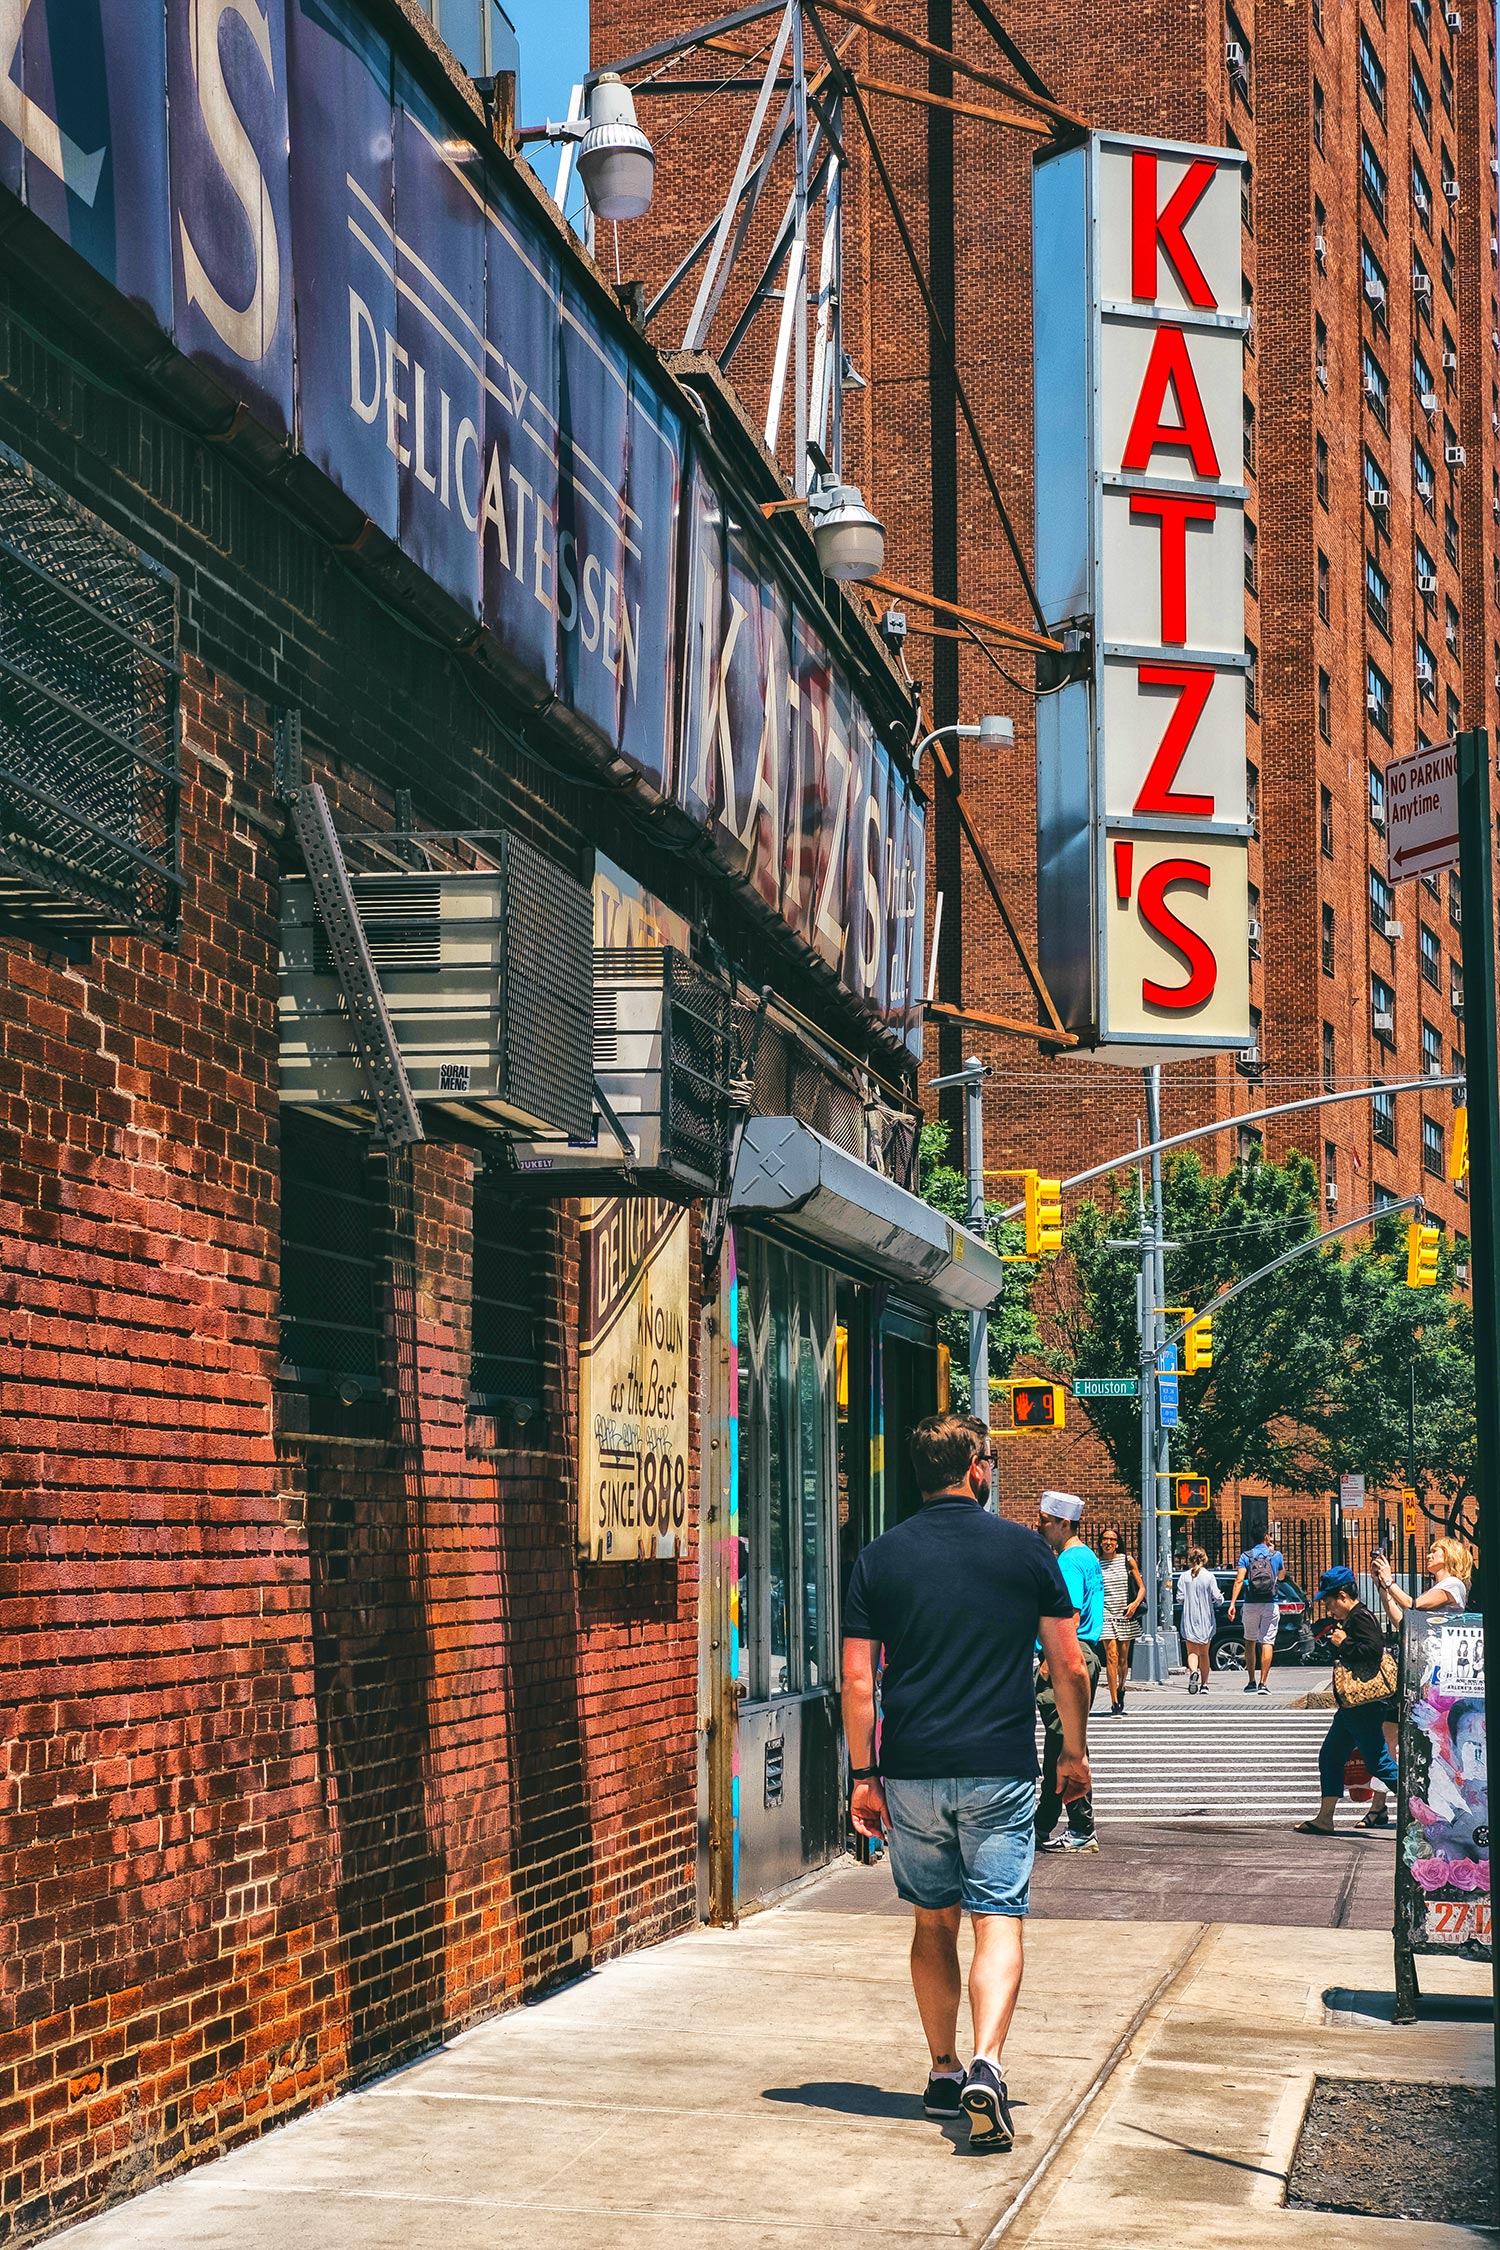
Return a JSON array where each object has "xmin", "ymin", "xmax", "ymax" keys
[
  {"xmin": 767, "ymin": 1295, "xmax": 793, "ymax": 1694},
  {"xmin": 736, "ymin": 1235, "xmax": 836, "ymax": 1701},
  {"xmin": 799, "ymin": 1330, "xmax": 826, "ymax": 1687}
]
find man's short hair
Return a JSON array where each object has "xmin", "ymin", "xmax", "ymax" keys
[{"xmin": 909, "ymin": 1413, "xmax": 985, "ymax": 1494}]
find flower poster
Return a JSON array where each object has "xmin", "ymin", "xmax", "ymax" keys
[{"xmin": 1396, "ymin": 1609, "xmax": 1490, "ymax": 1963}]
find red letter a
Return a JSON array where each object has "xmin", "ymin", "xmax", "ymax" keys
[{"xmin": 1121, "ymin": 328, "xmax": 1221, "ymax": 478}]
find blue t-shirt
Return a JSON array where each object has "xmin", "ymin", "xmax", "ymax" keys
[
  {"xmin": 1238, "ymin": 1544, "xmax": 1285, "ymax": 1601},
  {"xmin": 842, "ymin": 1501, "xmax": 1071, "ymax": 1780},
  {"xmin": 1058, "ymin": 1541, "xmax": 1106, "ymax": 1642}
]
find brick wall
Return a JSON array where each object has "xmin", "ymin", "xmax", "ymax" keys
[{"xmin": 0, "ymin": 270, "xmax": 708, "ymax": 2237}]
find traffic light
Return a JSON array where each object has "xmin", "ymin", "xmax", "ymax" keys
[
  {"xmin": 1406, "ymin": 1220, "xmax": 1440, "ymax": 1287},
  {"xmin": 1184, "ymin": 1313, "xmax": 1214, "ymax": 1373},
  {"xmin": 1023, "ymin": 1173, "xmax": 1063, "ymax": 1259},
  {"xmin": 1009, "ymin": 1381, "xmax": 1065, "ymax": 1431},
  {"xmin": 1175, "ymin": 1474, "xmax": 1211, "ymax": 1513},
  {"xmin": 1451, "ymin": 1106, "xmax": 1469, "ymax": 1186}
]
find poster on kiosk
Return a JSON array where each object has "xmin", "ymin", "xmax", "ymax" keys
[{"xmin": 1034, "ymin": 133, "xmax": 1253, "ymax": 1059}]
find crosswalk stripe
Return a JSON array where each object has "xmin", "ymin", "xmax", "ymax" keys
[{"xmin": 1036, "ymin": 1700, "xmax": 1354, "ymax": 1824}]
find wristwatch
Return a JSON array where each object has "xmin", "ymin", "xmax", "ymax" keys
[{"xmin": 849, "ymin": 1765, "xmax": 881, "ymax": 1781}]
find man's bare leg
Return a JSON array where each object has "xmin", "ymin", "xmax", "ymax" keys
[
  {"xmin": 909, "ymin": 1903, "xmax": 964, "ymax": 2068},
  {"xmin": 968, "ymin": 1913, "xmax": 1025, "ymax": 2066}
]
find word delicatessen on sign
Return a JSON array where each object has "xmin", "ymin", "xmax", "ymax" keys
[{"xmin": 1034, "ymin": 133, "xmax": 1252, "ymax": 1059}]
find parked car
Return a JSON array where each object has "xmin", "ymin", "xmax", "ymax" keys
[{"xmin": 1171, "ymin": 1567, "xmax": 1315, "ymax": 1670}]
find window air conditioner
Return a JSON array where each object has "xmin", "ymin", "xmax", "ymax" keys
[
  {"xmin": 1325, "ymin": 1181, "xmax": 1339, "ymax": 1207},
  {"xmin": 1446, "ymin": 443, "xmax": 1467, "ymax": 464},
  {"xmin": 1443, "ymin": 179, "xmax": 1461, "ymax": 203},
  {"xmin": 1368, "ymin": 486, "xmax": 1389, "ymax": 511},
  {"xmin": 1372, "ymin": 804, "xmax": 1388, "ymax": 829},
  {"xmin": 1442, "ymin": 347, "xmax": 1458, "ymax": 369},
  {"xmin": 1419, "ymin": 570, "xmax": 1439, "ymax": 593},
  {"xmin": 279, "ymin": 847, "xmax": 595, "ymax": 1139},
  {"xmin": 1414, "ymin": 273, "xmax": 1433, "ymax": 299},
  {"xmin": 1426, "ymin": 1056, "xmax": 1447, "ymax": 1076},
  {"xmin": 1237, "ymin": 1044, "xmax": 1261, "ymax": 1070},
  {"xmin": 1457, "ymin": 1261, "xmax": 1471, "ymax": 1285},
  {"xmin": 1385, "ymin": 919, "xmax": 1405, "ymax": 939},
  {"xmin": 1414, "ymin": 187, "xmax": 1431, "ymax": 216},
  {"xmin": 1315, "ymin": 232, "xmax": 1328, "ymax": 263},
  {"xmin": 1361, "ymin": 373, "xmax": 1382, "ymax": 400},
  {"xmin": 1364, "ymin": 276, "xmax": 1387, "ymax": 306},
  {"xmin": 1491, "ymin": 159, "xmax": 1499, "ymax": 179},
  {"xmin": 1447, "ymin": 622, "xmax": 1460, "ymax": 649},
  {"xmin": 508, "ymin": 947, "xmax": 738, "ymax": 1197},
  {"xmin": 1317, "ymin": 364, "xmax": 1329, "ymax": 389},
  {"xmin": 1446, "ymin": 6, "xmax": 1462, "ymax": 25},
  {"xmin": 1368, "ymin": 690, "xmax": 1383, "ymax": 717},
  {"xmin": 1248, "ymin": 918, "xmax": 1262, "ymax": 952},
  {"xmin": 1226, "ymin": 39, "xmax": 1246, "ymax": 66},
  {"xmin": 1373, "ymin": 1009, "xmax": 1395, "ymax": 1034},
  {"xmin": 1418, "ymin": 476, "xmax": 1436, "ymax": 501},
  {"xmin": 1420, "ymin": 390, "xmax": 1439, "ymax": 412}
]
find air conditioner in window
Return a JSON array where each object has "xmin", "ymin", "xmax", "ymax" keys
[
  {"xmin": 1418, "ymin": 476, "xmax": 1436, "ymax": 501},
  {"xmin": 1325, "ymin": 1181, "xmax": 1339, "ymax": 1207},
  {"xmin": 1315, "ymin": 232, "xmax": 1328, "ymax": 263},
  {"xmin": 1317, "ymin": 363, "xmax": 1329, "ymax": 389},
  {"xmin": 1457, "ymin": 1260, "xmax": 1472, "ymax": 1285},
  {"xmin": 1426, "ymin": 1055, "xmax": 1448, "ymax": 1076},
  {"xmin": 1226, "ymin": 38, "xmax": 1246, "ymax": 66},
  {"xmin": 280, "ymin": 846, "xmax": 595, "ymax": 1140},
  {"xmin": 1247, "ymin": 918, "xmax": 1262, "ymax": 951},
  {"xmin": 1372, "ymin": 803, "xmax": 1388, "ymax": 828},
  {"xmin": 507, "ymin": 947, "xmax": 738, "ymax": 1198},
  {"xmin": 1446, "ymin": 442, "xmax": 1467, "ymax": 464},
  {"xmin": 1420, "ymin": 389, "xmax": 1440, "ymax": 412},
  {"xmin": 1447, "ymin": 622, "xmax": 1460, "ymax": 649},
  {"xmin": 1414, "ymin": 186, "xmax": 1431, "ymax": 216},
  {"xmin": 1414, "ymin": 272, "xmax": 1433, "ymax": 299},
  {"xmin": 1361, "ymin": 372, "xmax": 1382, "ymax": 400},
  {"xmin": 1419, "ymin": 570, "xmax": 1439, "ymax": 593},
  {"xmin": 1364, "ymin": 275, "xmax": 1387, "ymax": 306},
  {"xmin": 1446, "ymin": 6, "xmax": 1462, "ymax": 25},
  {"xmin": 1368, "ymin": 486, "xmax": 1390, "ymax": 510},
  {"xmin": 1374, "ymin": 1008, "xmax": 1395, "ymax": 1034},
  {"xmin": 1385, "ymin": 919, "xmax": 1405, "ymax": 939},
  {"xmin": 1491, "ymin": 158, "xmax": 1499, "ymax": 179},
  {"xmin": 1368, "ymin": 690, "xmax": 1383, "ymax": 717},
  {"xmin": 1443, "ymin": 179, "xmax": 1461, "ymax": 202},
  {"xmin": 1442, "ymin": 347, "xmax": 1459, "ymax": 369},
  {"xmin": 1236, "ymin": 1044, "xmax": 1261, "ymax": 1070}
]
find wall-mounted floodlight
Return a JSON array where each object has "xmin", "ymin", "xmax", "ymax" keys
[{"xmin": 807, "ymin": 473, "xmax": 885, "ymax": 582}]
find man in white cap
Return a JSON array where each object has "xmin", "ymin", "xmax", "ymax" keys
[{"xmin": 1035, "ymin": 1491, "xmax": 1105, "ymax": 1854}]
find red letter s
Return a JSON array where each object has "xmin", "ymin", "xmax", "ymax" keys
[{"xmin": 1137, "ymin": 858, "xmax": 1219, "ymax": 1010}]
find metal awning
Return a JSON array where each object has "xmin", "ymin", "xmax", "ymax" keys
[{"xmin": 730, "ymin": 1116, "xmax": 1005, "ymax": 1313}]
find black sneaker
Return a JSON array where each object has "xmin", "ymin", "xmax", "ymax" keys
[
  {"xmin": 923, "ymin": 2070, "xmax": 966, "ymax": 2119},
  {"xmin": 960, "ymin": 2058, "xmax": 1014, "ymax": 2151}
]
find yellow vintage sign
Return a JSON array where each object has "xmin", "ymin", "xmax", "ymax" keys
[{"xmin": 579, "ymin": 1195, "xmax": 691, "ymax": 1560}]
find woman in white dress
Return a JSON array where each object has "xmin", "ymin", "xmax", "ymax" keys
[{"xmin": 1176, "ymin": 1546, "xmax": 1224, "ymax": 1696}]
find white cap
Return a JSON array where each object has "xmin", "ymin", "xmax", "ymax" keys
[{"xmin": 1039, "ymin": 1490, "xmax": 1084, "ymax": 1523}]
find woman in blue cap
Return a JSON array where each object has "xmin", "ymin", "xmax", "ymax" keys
[{"xmin": 1293, "ymin": 1566, "xmax": 1399, "ymax": 1835}]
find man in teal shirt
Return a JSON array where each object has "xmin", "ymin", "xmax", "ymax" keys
[{"xmin": 1035, "ymin": 1492, "xmax": 1105, "ymax": 1853}]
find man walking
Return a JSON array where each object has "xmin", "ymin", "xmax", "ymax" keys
[
  {"xmin": 842, "ymin": 1416, "xmax": 1092, "ymax": 2152},
  {"xmin": 1035, "ymin": 1492, "xmax": 1106, "ymax": 1854},
  {"xmin": 1227, "ymin": 1532, "xmax": 1285, "ymax": 1694}
]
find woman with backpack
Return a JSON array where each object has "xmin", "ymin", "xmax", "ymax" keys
[
  {"xmin": 1226, "ymin": 1535, "xmax": 1285, "ymax": 1695},
  {"xmin": 1294, "ymin": 1566, "xmax": 1399, "ymax": 1834}
]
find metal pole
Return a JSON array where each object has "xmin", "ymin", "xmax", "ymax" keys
[
  {"xmin": 1407, "ymin": 1359, "xmax": 1418, "ymax": 1595},
  {"xmin": 963, "ymin": 1057, "xmax": 991, "ymax": 1441},
  {"xmin": 1146, "ymin": 1067, "xmax": 1174, "ymax": 1664},
  {"xmin": 1135, "ymin": 1211, "xmax": 1162, "ymax": 1683},
  {"xmin": 790, "ymin": 1, "xmax": 810, "ymax": 493},
  {"xmin": 1455, "ymin": 726, "xmax": 1500, "ymax": 2117}
]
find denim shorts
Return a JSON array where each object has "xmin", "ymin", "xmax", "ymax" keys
[{"xmin": 882, "ymin": 1775, "xmax": 1037, "ymax": 1917}]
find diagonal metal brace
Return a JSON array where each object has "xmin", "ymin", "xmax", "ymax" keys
[{"xmin": 287, "ymin": 782, "xmax": 425, "ymax": 1148}]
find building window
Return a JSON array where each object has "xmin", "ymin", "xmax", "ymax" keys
[
  {"xmin": 469, "ymin": 1169, "xmax": 547, "ymax": 1418},
  {"xmin": 1323, "ymin": 1022, "xmax": 1337, "ymax": 1089},
  {"xmin": 279, "ymin": 1113, "xmax": 385, "ymax": 1397},
  {"xmin": 1318, "ymin": 667, "xmax": 1332, "ymax": 740},
  {"xmin": 1412, "ymin": 0, "xmax": 1431, "ymax": 38},
  {"xmin": 1374, "ymin": 1085, "xmax": 1397, "ymax": 1149},
  {"xmin": 1416, "ymin": 631, "xmax": 1438, "ymax": 703},
  {"xmin": 1370, "ymin": 867, "xmax": 1396, "ymax": 934},
  {"xmin": 1422, "ymin": 1018, "xmax": 1444, "ymax": 1077},
  {"xmin": 1441, "ymin": 233, "xmax": 1457, "ymax": 300},
  {"xmin": 1325, "ymin": 1140, "xmax": 1339, "ymax": 1196},
  {"xmin": 1245, "ymin": 637, "xmax": 1259, "ymax": 719},
  {"xmin": 1444, "ymin": 503, "xmax": 1460, "ymax": 563},
  {"xmin": 1322, "ymin": 902, "xmax": 1336, "ymax": 974},
  {"xmin": 1420, "ymin": 924, "xmax": 1442, "ymax": 986},
  {"xmin": 1248, "ymin": 881, "xmax": 1261, "ymax": 955},
  {"xmin": 1414, "ymin": 253, "xmax": 1433, "ymax": 321},
  {"xmin": 1247, "ymin": 760, "xmax": 1261, "ymax": 829},
  {"xmin": 1317, "ymin": 549, "xmax": 1330, "ymax": 622},
  {"xmin": 1243, "ymin": 394, "xmax": 1257, "ymax": 474},
  {"xmin": 1413, "ymin": 61, "xmax": 1432, "ymax": 139},
  {"xmin": 1416, "ymin": 538, "xmax": 1437, "ymax": 602},
  {"xmin": 1445, "ymin": 597, "xmax": 1460, "ymax": 655},
  {"xmin": 1367, "ymin": 661, "xmax": 1393, "ymax": 738},
  {"xmin": 1317, "ymin": 433, "xmax": 1330, "ymax": 507},
  {"xmin": 1361, "ymin": 239, "xmax": 1389, "ymax": 321},
  {"xmin": 1446, "ymin": 686, "xmax": 1461, "ymax": 738},
  {"xmin": 1238, "ymin": 1124, "xmax": 1263, "ymax": 1166},
  {"xmin": 1316, "ymin": 312, "xmax": 1329, "ymax": 382},
  {"xmin": 1320, "ymin": 785, "xmax": 1334, "ymax": 856},
  {"xmin": 1415, "ymin": 440, "xmax": 1436, "ymax": 509},
  {"xmin": 415, "ymin": 0, "xmax": 517, "ymax": 78},
  {"xmin": 1369, "ymin": 761, "xmax": 1387, "ymax": 825},
  {"xmin": 1439, "ymin": 50, "xmax": 1453, "ymax": 119},
  {"xmin": 1362, "ymin": 345, "xmax": 1390, "ymax": 428},
  {"xmin": 1413, "ymin": 156, "xmax": 1433, "ymax": 230},
  {"xmin": 1314, "ymin": 77, "xmax": 1325, "ymax": 150},
  {"xmin": 1365, "ymin": 554, "xmax": 1392, "ymax": 633},
  {"xmin": 1359, "ymin": 30, "xmax": 1387, "ymax": 120},
  {"xmin": 1244, "ymin": 514, "xmax": 1258, "ymax": 594},
  {"xmin": 1361, "ymin": 136, "xmax": 1388, "ymax": 226},
  {"xmin": 1364, "ymin": 447, "xmax": 1390, "ymax": 513},
  {"xmin": 1424, "ymin": 1116, "xmax": 1445, "ymax": 1177},
  {"xmin": 1372, "ymin": 974, "xmax": 1396, "ymax": 1041},
  {"xmin": 1450, "ymin": 868, "xmax": 1462, "ymax": 926},
  {"xmin": 1442, "ymin": 324, "xmax": 1458, "ymax": 385},
  {"xmin": 1414, "ymin": 342, "xmax": 1435, "ymax": 398}
]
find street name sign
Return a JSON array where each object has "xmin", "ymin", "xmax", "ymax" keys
[
  {"xmin": 1073, "ymin": 1376, "xmax": 1140, "ymax": 1398},
  {"xmin": 1386, "ymin": 739, "xmax": 1460, "ymax": 883}
]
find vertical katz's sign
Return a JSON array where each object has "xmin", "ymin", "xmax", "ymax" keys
[
  {"xmin": 1034, "ymin": 134, "xmax": 1252, "ymax": 1058},
  {"xmin": 579, "ymin": 1197, "xmax": 691, "ymax": 1560}
]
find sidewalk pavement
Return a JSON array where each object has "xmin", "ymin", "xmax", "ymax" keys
[{"xmin": 53, "ymin": 1865, "xmax": 1493, "ymax": 2250}]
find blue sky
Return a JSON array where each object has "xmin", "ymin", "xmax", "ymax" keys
[{"xmin": 511, "ymin": 0, "xmax": 590, "ymax": 202}]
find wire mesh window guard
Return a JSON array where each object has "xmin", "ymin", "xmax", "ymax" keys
[
  {"xmin": 0, "ymin": 444, "xmax": 180, "ymax": 940},
  {"xmin": 278, "ymin": 1112, "xmax": 385, "ymax": 1396},
  {"xmin": 737, "ymin": 1000, "xmax": 919, "ymax": 1188},
  {"xmin": 469, "ymin": 1169, "xmax": 547, "ymax": 1418}
]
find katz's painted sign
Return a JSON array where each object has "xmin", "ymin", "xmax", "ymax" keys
[
  {"xmin": 1034, "ymin": 133, "xmax": 1252, "ymax": 1059},
  {"xmin": 0, "ymin": 0, "xmax": 921, "ymax": 1043}
]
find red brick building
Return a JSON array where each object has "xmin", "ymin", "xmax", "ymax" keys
[{"xmin": 587, "ymin": 0, "xmax": 1500, "ymax": 1545}]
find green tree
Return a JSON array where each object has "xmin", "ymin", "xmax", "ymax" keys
[
  {"xmin": 1044, "ymin": 1150, "xmax": 1474, "ymax": 1514},
  {"xmin": 917, "ymin": 1121, "xmax": 1039, "ymax": 1412}
]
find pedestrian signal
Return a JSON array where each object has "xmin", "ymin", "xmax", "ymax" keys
[
  {"xmin": 1451, "ymin": 1106, "xmax": 1469, "ymax": 1185},
  {"xmin": 1175, "ymin": 1475, "xmax": 1211, "ymax": 1513},
  {"xmin": 1184, "ymin": 1314, "xmax": 1214, "ymax": 1373},
  {"xmin": 1009, "ymin": 1381, "xmax": 1065, "ymax": 1431},
  {"xmin": 1024, "ymin": 1173, "xmax": 1064, "ymax": 1259},
  {"xmin": 1405, "ymin": 1220, "xmax": 1440, "ymax": 1288}
]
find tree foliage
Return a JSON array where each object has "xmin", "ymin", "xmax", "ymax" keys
[
  {"xmin": 917, "ymin": 1122, "xmax": 1038, "ymax": 1412},
  {"xmin": 1040, "ymin": 1149, "xmax": 1474, "ymax": 1516}
]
